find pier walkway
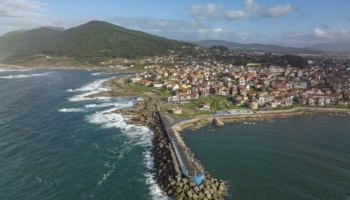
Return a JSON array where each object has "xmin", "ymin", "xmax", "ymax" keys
[
  {"xmin": 158, "ymin": 110, "xmax": 205, "ymax": 185},
  {"xmin": 157, "ymin": 111, "xmax": 198, "ymax": 177}
]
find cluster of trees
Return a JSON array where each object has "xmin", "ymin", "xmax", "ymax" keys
[
  {"xmin": 210, "ymin": 45, "xmax": 229, "ymax": 52},
  {"xmin": 0, "ymin": 21, "xmax": 196, "ymax": 63},
  {"xmin": 260, "ymin": 53, "xmax": 307, "ymax": 68}
]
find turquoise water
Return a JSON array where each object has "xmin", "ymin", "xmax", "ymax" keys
[
  {"xmin": 182, "ymin": 116, "xmax": 350, "ymax": 200},
  {"xmin": 0, "ymin": 69, "xmax": 164, "ymax": 199}
]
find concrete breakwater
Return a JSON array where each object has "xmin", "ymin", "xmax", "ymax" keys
[
  {"xmin": 178, "ymin": 108, "xmax": 350, "ymax": 131},
  {"xmin": 94, "ymin": 76, "xmax": 228, "ymax": 199},
  {"xmin": 154, "ymin": 111, "xmax": 228, "ymax": 199}
]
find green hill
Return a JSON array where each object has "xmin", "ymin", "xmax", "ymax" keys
[
  {"xmin": 0, "ymin": 21, "xmax": 188, "ymax": 63},
  {"xmin": 191, "ymin": 40, "xmax": 325, "ymax": 54}
]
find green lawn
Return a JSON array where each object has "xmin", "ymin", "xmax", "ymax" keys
[
  {"xmin": 194, "ymin": 111, "xmax": 213, "ymax": 116},
  {"xmin": 130, "ymin": 84, "xmax": 162, "ymax": 95},
  {"xmin": 181, "ymin": 94, "xmax": 245, "ymax": 111},
  {"xmin": 130, "ymin": 84, "xmax": 174, "ymax": 99}
]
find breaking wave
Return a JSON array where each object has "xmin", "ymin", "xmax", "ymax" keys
[
  {"xmin": 0, "ymin": 68, "xmax": 31, "ymax": 72},
  {"xmin": 68, "ymin": 78, "xmax": 112, "ymax": 101},
  {"xmin": 0, "ymin": 72, "xmax": 52, "ymax": 79},
  {"xmin": 58, "ymin": 108, "xmax": 86, "ymax": 113},
  {"xmin": 60, "ymin": 75, "xmax": 163, "ymax": 199}
]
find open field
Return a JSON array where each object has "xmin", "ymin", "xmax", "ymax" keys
[{"xmin": 181, "ymin": 94, "xmax": 245, "ymax": 111}]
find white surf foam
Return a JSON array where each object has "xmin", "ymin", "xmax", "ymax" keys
[
  {"xmin": 143, "ymin": 150, "xmax": 168, "ymax": 200},
  {"xmin": 65, "ymin": 76, "xmax": 164, "ymax": 199},
  {"xmin": 86, "ymin": 108, "xmax": 152, "ymax": 145},
  {"xmin": 92, "ymin": 72, "xmax": 102, "ymax": 76},
  {"xmin": 0, "ymin": 72, "xmax": 52, "ymax": 79},
  {"xmin": 0, "ymin": 68, "xmax": 31, "ymax": 72},
  {"xmin": 97, "ymin": 163, "xmax": 115, "ymax": 186},
  {"xmin": 84, "ymin": 102, "xmax": 119, "ymax": 108},
  {"xmin": 59, "ymin": 108, "xmax": 85, "ymax": 113},
  {"xmin": 68, "ymin": 78, "xmax": 113, "ymax": 102},
  {"xmin": 85, "ymin": 105, "xmax": 165, "ymax": 198}
]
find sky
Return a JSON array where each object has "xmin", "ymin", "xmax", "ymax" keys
[{"xmin": 0, "ymin": 0, "xmax": 350, "ymax": 47}]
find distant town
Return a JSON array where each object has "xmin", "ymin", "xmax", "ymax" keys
[{"xmin": 123, "ymin": 46, "xmax": 350, "ymax": 112}]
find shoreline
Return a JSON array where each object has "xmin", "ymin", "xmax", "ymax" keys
[
  {"xmin": 91, "ymin": 75, "xmax": 228, "ymax": 199},
  {"xmin": 0, "ymin": 63, "xmax": 143, "ymax": 73},
  {"xmin": 9, "ymin": 67, "xmax": 349, "ymax": 198},
  {"xmin": 89, "ymin": 75, "xmax": 350, "ymax": 199},
  {"xmin": 0, "ymin": 63, "xmax": 111, "ymax": 71},
  {"xmin": 175, "ymin": 107, "xmax": 350, "ymax": 131}
]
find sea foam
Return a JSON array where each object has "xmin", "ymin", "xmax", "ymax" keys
[
  {"xmin": 68, "ymin": 78, "xmax": 112, "ymax": 101},
  {"xmin": 0, "ymin": 68, "xmax": 31, "ymax": 72},
  {"xmin": 59, "ymin": 108, "xmax": 85, "ymax": 113},
  {"xmin": 0, "ymin": 72, "xmax": 52, "ymax": 79},
  {"xmin": 63, "ymin": 75, "xmax": 164, "ymax": 199}
]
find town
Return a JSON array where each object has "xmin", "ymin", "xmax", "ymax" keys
[{"xmin": 125, "ymin": 46, "xmax": 350, "ymax": 113}]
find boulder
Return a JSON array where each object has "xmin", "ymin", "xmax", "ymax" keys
[{"xmin": 213, "ymin": 118, "xmax": 225, "ymax": 127}]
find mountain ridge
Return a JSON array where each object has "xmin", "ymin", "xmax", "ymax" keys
[{"xmin": 0, "ymin": 20, "xmax": 188, "ymax": 64}]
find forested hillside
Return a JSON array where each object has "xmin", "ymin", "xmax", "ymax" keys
[{"xmin": 0, "ymin": 21, "xmax": 190, "ymax": 63}]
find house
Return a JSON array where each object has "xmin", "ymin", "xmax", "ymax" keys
[
  {"xmin": 137, "ymin": 79, "xmax": 152, "ymax": 86},
  {"xmin": 130, "ymin": 78, "xmax": 141, "ymax": 83},
  {"xmin": 202, "ymin": 102, "xmax": 210, "ymax": 110},
  {"xmin": 232, "ymin": 95, "xmax": 243, "ymax": 104},
  {"xmin": 293, "ymin": 78, "xmax": 308, "ymax": 89},
  {"xmin": 153, "ymin": 83, "xmax": 163, "ymax": 89},
  {"xmin": 246, "ymin": 101, "xmax": 258, "ymax": 110}
]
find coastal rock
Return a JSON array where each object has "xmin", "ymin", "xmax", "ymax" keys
[{"xmin": 213, "ymin": 117, "xmax": 225, "ymax": 127}]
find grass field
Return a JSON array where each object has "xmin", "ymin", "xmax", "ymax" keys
[
  {"xmin": 181, "ymin": 94, "xmax": 245, "ymax": 111},
  {"xmin": 130, "ymin": 84, "xmax": 173, "ymax": 98}
]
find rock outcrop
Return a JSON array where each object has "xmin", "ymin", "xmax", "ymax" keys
[{"xmin": 213, "ymin": 118, "xmax": 225, "ymax": 127}]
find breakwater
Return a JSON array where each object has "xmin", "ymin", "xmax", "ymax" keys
[
  {"xmin": 151, "ymin": 110, "xmax": 228, "ymax": 199},
  {"xmin": 178, "ymin": 108, "xmax": 350, "ymax": 131}
]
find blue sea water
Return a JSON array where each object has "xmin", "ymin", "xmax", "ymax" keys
[
  {"xmin": 0, "ymin": 69, "xmax": 165, "ymax": 200},
  {"xmin": 183, "ymin": 116, "xmax": 350, "ymax": 200}
]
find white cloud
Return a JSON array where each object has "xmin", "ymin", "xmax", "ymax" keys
[
  {"xmin": 263, "ymin": 4, "xmax": 297, "ymax": 18},
  {"xmin": 313, "ymin": 28, "xmax": 350, "ymax": 39},
  {"xmin": 189, "ymin": 0, "xmax": 297, "ymax": 21},
  {"xmin": 189, "ymin": 4, "xmax": 220, "ymax": 20},
  {"xmin": 281, "ymin": 28, "xmax": 350, "ymax": 45},
  {"xmin": 147, "ymin": 27, "xmax": 251, "ymax": 42},
  {"xmin": 107, "ymin": 16, "xmax": 209, "ymax": 31},
  {"xmin": 0, "ymin": 0, "xmax": 47, "ymax": 17},
  {"xmin": 341, "ymin": 29, "xmax": 350, "ymax": 37}
]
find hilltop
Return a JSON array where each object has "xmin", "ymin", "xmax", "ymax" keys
[{"xmin": 0, "ymin": 21, "xmax": 191, "ymax": 65}]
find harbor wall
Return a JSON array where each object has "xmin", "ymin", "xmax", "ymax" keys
[
  {"xmin": 178, "ymin": 108, "xmax": 350, "ymax": 130},
  {"xmin": 154, "ymin": 110, "xmax": 228, "ymax": 199}
]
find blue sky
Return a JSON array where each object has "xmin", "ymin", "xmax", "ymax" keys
[{"xmin": 0, "ymin": 0, "xmax": 350, "ymax": 47}]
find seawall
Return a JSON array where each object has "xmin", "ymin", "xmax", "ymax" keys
[
  {"xmin": 154, "ymin": 110, "xmax": 228, "ymax": 199},
  {"xmin": 178, "ymin": 108, "xmax": 350, "ymax": 130}
]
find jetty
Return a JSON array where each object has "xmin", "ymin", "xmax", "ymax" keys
[
  {"xmin": 158, "ymin": 110, "xmax": 204, "ymax": 183},
  {"xmin": 153, "ymin": 107, "xmax": 227, "ymax": 199}
]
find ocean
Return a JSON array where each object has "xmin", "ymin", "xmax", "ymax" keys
[
  {"xmin": 182, "ymin": 116, "xmax": 350, "ymax": 200},
  {"xmin": 0, "ymin": 69, "xmax": 165, "ymax": 200},
  {"xmin": 1, "ymin": 68, "xmax": 350, "ymax": 200}
]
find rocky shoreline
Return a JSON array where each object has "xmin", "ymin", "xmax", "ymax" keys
[
  {"xmin": 91, "ymin": 76, "xmax": 228, "ymax": 199},
  {"xmin": 89, "ymin": 75, "xmax": 350, "ymax": 199}
]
